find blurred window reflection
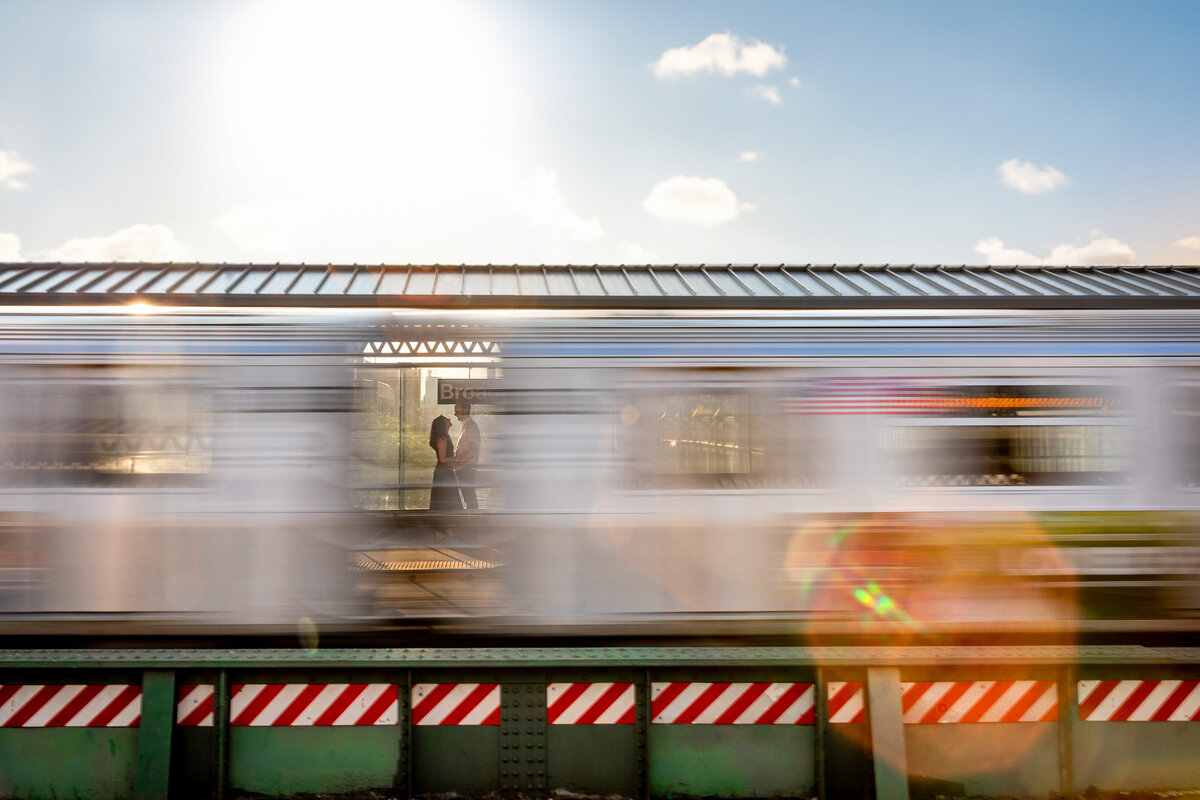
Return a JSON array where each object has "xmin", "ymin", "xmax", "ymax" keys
[
  {"xmin": 0, "ymin": 371, "xmax": 211, "ymax": 486},
  {"xmin": 638, "ymin": 392, "xmax": 757, "ymax": 477},
  {"xmin": 623, "ymin": 375, "xmax": 823, "ymax": 488},
  {"xmin": 1168, "ymin": 384, "xmax": 1200, "ymax": 488},
  {"xmin": 883, "ymin": 424, "xmax": 1132, "ymax": 486}
]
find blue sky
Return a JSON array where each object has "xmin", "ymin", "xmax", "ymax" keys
[{"xmin": 1, "ymin": 0, "xmax": 1198, "ymax": 266}]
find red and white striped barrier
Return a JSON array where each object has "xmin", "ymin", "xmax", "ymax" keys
[
  {"xmin": 827, "ymin": 681, "xmax": 1058, "ymax": 723},
  {"xmin": 219, "ymin": 684, "xmax": 397, "ymax": 727},
  {"xmin": 651, "ymin": 682, "xmax": 814, "ymax": 725},
  {"xmin": 412, "ymin": 683, "xmax": 500, "ymax": 726},
  {"xmin": 828, "ymin": 681, "xmax": 865, "ymax": 723},
  {"xmin": 1079, "ymin": 680, "xmax": 1200, "ymax": 722},
  {"xmin": 902, "ymin": 681, "xmax": 1057, "ymax": 723},
  {"xmin": 177, "ymin": 684, "xmax": 215, "ymax": 727},
  {"xmin": 547, "ymin": 682, "xmax": 634, "ymax": 724},
  {"xmin": 0, "ymin": 684, "xmax": 141, "ymax": 728}
]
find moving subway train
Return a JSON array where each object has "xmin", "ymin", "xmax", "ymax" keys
[{"xmin": 2, "ymin": 263, "xmax": 1200, "ymax": 640}]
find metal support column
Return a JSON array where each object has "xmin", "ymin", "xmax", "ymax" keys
[
  {"xmin": 500, "ymin": 683, "xmax": 546, "ymax": 795},
  {"xmin": 866, "ymin": 667, "xmax": 909, "ymax": 800},
  {"xmin": 1058, "ymin": 666, "xmax": 1076, "ymax": 798},
  {"xmin": 398, "ymin": 368, "xmax": 405, "ymax": 509},
  {"xmin": 815, "ymin": 667, "xmax": 828, "ymax": 800},
  {"xmin": 214, "ymin": 669, "xmax": 229, "ymax": 800},
  {"xmin": 638, "ymin": 669, "xmax": 651, "ymax": 800},
  {"xmin": 403, "ymin": 669, "xmax": 413, "ymax": 800},
  {"xmin": 134, "ymin": 669, "xmax": 176, "ymax": 800}
]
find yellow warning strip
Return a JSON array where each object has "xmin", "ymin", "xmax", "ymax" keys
[{"xmin": 352, "ymin": 555, "xmax": 502, "ymax": 572}]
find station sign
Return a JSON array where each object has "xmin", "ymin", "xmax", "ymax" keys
[{"xmin": 437, "ymin": 378, "xmax": 500, "ymax": 405}]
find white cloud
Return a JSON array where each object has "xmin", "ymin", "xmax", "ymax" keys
[
  {"xmin": 652, "ymin": 33, "xmax": 786, "ymax": 79},
  {"xmin": 0, "ymin": 150, "xmax": 35, "ymax": 190},
  {"xmin": 789, "ymin": 76, "xmax": 802, "ymax": 88},
  {"xmin": 619, "ymin": 240, "xmax": 660, "ymax": 264},
  {"xmin": 745, "ymin": 84, "xmax": 783, "ymax": 106},
  {"xmin": 974, "ymin": 235, "xmax": 1136, "ymax": 266},
  {"xmin": 738, "ymin": 151, "xmax": 760, "ymax": 162},
  {"xmin": 1175, "ymin": 236, "xmax": 1200, "ymax": 250},
  {"xmin": 643, "ymin": 176, "xmax": 754, "ymax": 227},
  {"xmin": 0, "ymin": 233, "xmax": 21, "ymax": 260},
  {"xmin": 1044, "ymin": 237, "xmax": 1135, "ymax": 265},
  {"xmin": 973, "ymin": 237, "xmax": 1043, "ymax": 267},
  {"xmin": 35, "ymin": 224, "xmax": 188, "ymax": 262},
  {"xmin": 998, "ymin": 158, "xmax": 1068, "ymax": 195},
  {"xmin": 528, "ymin": 168, "xmax": 603, "ymax": 242}
]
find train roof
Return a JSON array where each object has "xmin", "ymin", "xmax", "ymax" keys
[{"xmin": 3, "ymin": 262, "xmax": 1200, "ymax": 309}]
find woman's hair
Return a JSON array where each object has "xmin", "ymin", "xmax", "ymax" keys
[{"xmin": 429, "ymin": 415, "xmax": 451, "ymax": 447}]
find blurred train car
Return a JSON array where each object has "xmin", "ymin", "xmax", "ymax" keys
[
  {"xmin": 0, "ymin": 308, "xmax": 365, "ymax": 634},
  {"xmin": 496, "ymin": 309, "xmax": 1200, "ymax": 637},
  {"xmin": 1, "ymin": 263, "xmax": 1200, "ymax": 641}
]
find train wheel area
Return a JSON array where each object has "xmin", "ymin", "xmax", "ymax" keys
[{"xmin": 3, "ymin": 645, "xmax": 1200, "ymax": 800}]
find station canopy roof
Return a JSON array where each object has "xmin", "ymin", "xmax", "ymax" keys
[{"xmin": 3, "ymin": 262, "xmax": 1200, "ymax": 309}]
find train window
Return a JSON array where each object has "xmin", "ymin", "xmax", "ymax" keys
[
  {"xmin": 621, "ymin": 380, "xmax": 822, "ymax": 488},
  {"xmin": 875, "ymin": 383, "xmax": 1122, "ymax": 417},
  {"xmin": 615, "ymin": 368, "xmax": 837, "ymax": 490},
  {"xmin": 883, "ymin": 424, "xmax": 1132, "ymax": 486},
  {"xmin": 880, "ymin": 382, "xmax": 1130, "ymax": 487},
  {"xmin": 0, "ymin": 375, "xmax": 212, "ymax": 487},
  {"xmin": 1168, "ymin": 385, "xmax": 1200, "ymax": 488},
  {"xmin": 635, "ymin": 392, "xmax": 759, "ymax": 478}
]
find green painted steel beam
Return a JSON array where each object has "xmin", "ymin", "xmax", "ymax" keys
[
  {"xmin": 134, "ymin": 670, "xmax": 175, "ymax": 800},
  {"xmin": 1, "ymin": 646, "xmax": 1200, "ymax": 670}
]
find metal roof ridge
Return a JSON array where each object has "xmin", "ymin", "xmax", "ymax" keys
[{"xmin": 4, "ymin": 261, "xmax": 1200, "ymax": 270}]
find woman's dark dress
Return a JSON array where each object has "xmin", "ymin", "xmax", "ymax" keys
[{"xmin": 430, "ymin": 435, "xmax": 464, "ymax": 511}]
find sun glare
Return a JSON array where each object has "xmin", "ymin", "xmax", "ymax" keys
[{"xmin": 202, "ymin": 0, "xmax": 530, "ymax": 256}]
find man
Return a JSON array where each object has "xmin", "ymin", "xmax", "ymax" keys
[{"xmin": 452, "ymin": 401, "xmax": 481, "ymax": 509}]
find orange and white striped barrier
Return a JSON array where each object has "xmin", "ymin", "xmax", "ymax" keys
[
  {"xmin": 827, "ymin": 681, "xmax": 1058, "ymax": 723},
  {"xmin": 0, "ymin": 684, "xmax": 141, "ymax": 727},
  {"xmin": 651, "ymin": 682, "xmax": 815, "ymax": 725},
  {"xmin": 1079, "ymin": 680, "xmax": 1200, "ymax": 721},
  {"xmin": 547, "ymin": 682, "xmax": 635, "ymax": 724},
  {"xmin": 412, "ymin": 683, "xmax": 500, "ymax": 726}
]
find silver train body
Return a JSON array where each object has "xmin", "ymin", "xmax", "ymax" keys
[{"xmin": 2, "ymin": 306, "xmax": 1199, "ymax": 637}]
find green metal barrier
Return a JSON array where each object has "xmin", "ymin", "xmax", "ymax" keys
[{"xmin": 2, "ymin": 646, "xmax": 1199, "ymax": 800}]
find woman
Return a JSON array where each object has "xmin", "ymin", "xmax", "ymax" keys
[{"xmin": 428, "ymin": 415, "xmax": 464, "ymax": 511}]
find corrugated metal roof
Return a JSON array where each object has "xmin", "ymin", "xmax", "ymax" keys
[{"xmin": 2, "ymin": 262, "xmax": 1200, "ymax": 308}]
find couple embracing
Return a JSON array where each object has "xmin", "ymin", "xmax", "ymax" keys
[{"xmin": 428, "ymin": 401, "xmax": 481, "ymax": 511}]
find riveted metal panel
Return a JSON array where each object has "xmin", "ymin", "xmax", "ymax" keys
[
  {"xmin": 892, "ymin": 666, "xmax": 1062, "ymax": 799},
  {"xmin": 0, "ymin": 728, "xmax": 139, "ymax": 800},
  {"xmin": 1071, "ymin": 663, "xmax": 1200, "ymax": 792},
  {"xmin": 545, "ymin": 668, "xmax": 642, "ymax": 797},
  {"xmin": 650, "ymin": 724, "xmax": 814, "ymax": 798},
  {"xmin": 9, "ymin": 645, "xmax": 1200, "ymax": 670},
  {"xmin": 647, "ymin": 667, "xmax": 816, "ymax": 799},
  {"xmin": 0, "ymin": 668, "xmax": 145, "ymax": 800},
  {"xmin": 411, "ymin": 670, "xmax": 503, "ymax": 796},
  {"xmin": 500, "ymin": 683, "xmax": 547, "ymax": 795},
  {"xmin": 224, "ymin": 669, "xmax": 403, "ymax": 797}
]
